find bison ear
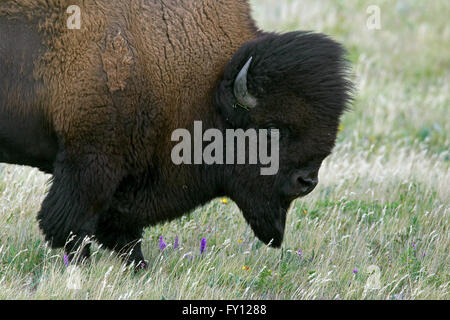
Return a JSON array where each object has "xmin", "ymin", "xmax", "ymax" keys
[{"xmin": 214, "ymin": 56, "xmax": 259, "ymax": 128}]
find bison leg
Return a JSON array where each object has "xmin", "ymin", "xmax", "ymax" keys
[
  {"xmin": 37, "ymin": 150, "xmax": 124, "ymax": 257},
  {"xmin": 95, "ymin": 209, "xmax": 147, "ymax": 270},
  {"xmin": 63, "ymin": 215, "xmax": 100, "ymax": 265}
]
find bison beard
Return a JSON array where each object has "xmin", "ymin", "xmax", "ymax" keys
[
  {"xmin": 0, "ymin": 0, "xmax": 353, "ymax": 268},
  {"xmin": 233, "ymin": 196, "xmax": 289, "ymax": 248}
]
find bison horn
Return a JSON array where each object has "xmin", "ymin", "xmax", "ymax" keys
[{"xmin": 233, "ymin": 56, "xmax": 257, "ymax": 109}]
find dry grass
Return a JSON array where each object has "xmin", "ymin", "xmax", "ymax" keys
[{"xmin": 0, "ymin": 0, "xmax": 448, "ymax": 299}]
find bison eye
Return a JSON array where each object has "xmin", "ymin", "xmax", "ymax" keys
[{"xmin": 264, "ymin": 124, "xmax": 289, "ymax": 140}]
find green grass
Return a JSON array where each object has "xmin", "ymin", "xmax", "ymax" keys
[{"xmin": 0, "ymin": 0, "xmax": 448, "ymax": 299}]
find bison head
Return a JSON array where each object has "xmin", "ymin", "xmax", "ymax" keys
[{"xmin": 213, "ymin": 31, "xmax": 353, "ymax": 247}]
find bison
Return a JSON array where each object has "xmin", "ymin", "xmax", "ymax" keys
[{"xmin": 0, "ymin": 0, "xmax": 352, "ymax": 267}]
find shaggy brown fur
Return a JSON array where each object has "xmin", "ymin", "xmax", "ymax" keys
[
  {"xmin": 0, "ymin": 0, "xmax": 352, "ymax": 267},
  {"xmin": 1, "ymin": 0, "xmax": 256, "ymax": 131}
]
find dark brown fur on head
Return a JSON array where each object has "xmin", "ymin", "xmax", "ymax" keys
[
  {"xmin": 0, "ymin": 0, "xmax": 352, "ymax": 266},
  {"xmin": 214, "ymin": 31, "xmax": 353, "ymax": 246}
]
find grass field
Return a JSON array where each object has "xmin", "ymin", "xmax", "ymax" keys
[{"xmin": 0, "ymin": 0, "xmax": 448, "ymax": 299}]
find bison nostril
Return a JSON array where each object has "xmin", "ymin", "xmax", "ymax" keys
[
  {"xmin": 297, "ymin": 176, "xmax": 315, "ymax": 189},
  {"xmin": 297, "ymin": 177, "xmax": 317, "ymax": 193},
  {"xmin": 290, "ymin": 170, "xmax": 318, "ymax": 195}
]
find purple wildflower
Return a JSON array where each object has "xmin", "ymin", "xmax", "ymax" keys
[
  {"xmin": 200, "ymin": 237, "xmax": 207, "ymax": 254},
  {"xmin": 63, "ymin": 254, "xmax": 70, "ymax": 267},
  {"xmin": 353, "ymin": 268, "xmax": 358, "ymax": 274},
  {"xmin": 296, "ymin": 249, "xmax": 303, "ymax": 259},
  {"xmin": 174, "ymin": 235, "xmax": 179, "ymax": 249},
  {"xmin": 184, "ymin": 254, "xmax": 194, "ymax": 261},
  {"xmin": 159, "ymin": 236, "xmax": 166, "ymax": 251},
  {"xmin": 412, "ymin": 242, "xmax": 416, "ymax": 250}
]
